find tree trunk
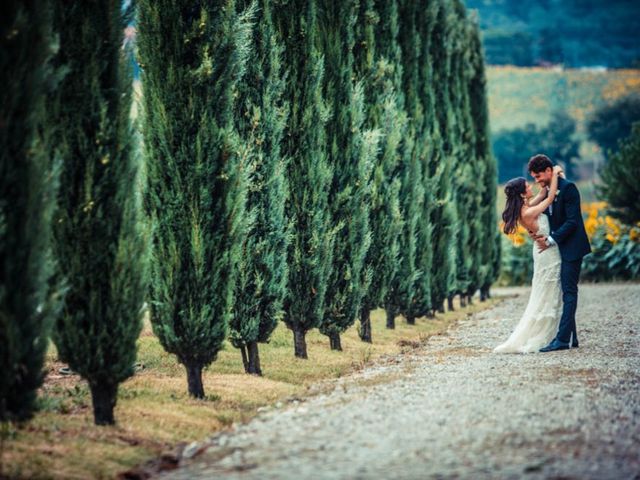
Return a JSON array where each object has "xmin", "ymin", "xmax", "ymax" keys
[
  {"xmin": 329, "ymin": 331, "xmax": 342, "ymax": 351},
  {"xmin": 426, "ymin": 310, "xmax": 435, "ymax": 319},
  {"xmin": 460, "ymin": 294, "xmax": 467, "ymax": 308},
  {"xmin": 406, "ymin": 314, "xmax": 415, "ymax": 325},
  {"xmin": 240, "ymin": 345, "xmax": 249, "ymax": 373},
  {"xmin": 438, "ymin": 301, "xmax": 445, "ymax": 314},
  {"xmin": 293, "ymin": 329, "xmax": 308, "ymax": 359},
  {"xmin": 467, "ymin": 294, "xmax": 473, "ymax": 305},
  {"xmin": 186, "ymin": 362, "xmax": 204, "ymax": 399},
  {"xmin": 89, "ymin": 382, "xmax": 118, "ymax": 426},
  {"xmin": 447, "ymin": 296, "xmax": 455, "ymax": 311},
  {"xmin": 480, "ymin": 287, "xmax": 487, "ymax": 302},
  {"xmin": 246, "ymin": 341, "xmax": 262, "ymax": 376},
  {"xmin": 359, "ymin": 308, "xmax": 372, "ymax": 343},
  {"xmin": 386, "ymin": 307, "xmax": 395, "ymax": 329}
]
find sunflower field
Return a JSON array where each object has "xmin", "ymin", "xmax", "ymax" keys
[{"xmin": 498, "ymin": 202, "xmax": 640, "ymax": 286}]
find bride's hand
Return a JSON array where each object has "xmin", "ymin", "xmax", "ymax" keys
[{"xmin": 553, "ymin": 165, "xmax": 565, "ymax": 178}]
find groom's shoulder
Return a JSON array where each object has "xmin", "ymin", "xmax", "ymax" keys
[{"xmin": 559, "ymin": 177, "xmax": 576, "ymax": 190}]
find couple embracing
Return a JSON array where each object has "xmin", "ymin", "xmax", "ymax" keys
[{"xmin": 494, "ymin": 154, "xmax": 591, "ymax": 354}]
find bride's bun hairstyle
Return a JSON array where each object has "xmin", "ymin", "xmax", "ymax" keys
[{"xmin": 502, "ymin": 177, "xmax": 527, "ymax": 235}]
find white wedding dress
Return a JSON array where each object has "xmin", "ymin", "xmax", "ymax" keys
[{"xmin": 494, "ymin": 215, "xmax": 563, "ymax": 353}]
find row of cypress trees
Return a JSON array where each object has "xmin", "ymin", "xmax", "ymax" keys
[
  {"xmin": 1, "ymin": 0, "xmax": 499, "ymax": 425},
  {"xmin": 2, "ymin": 0, "xmax": 146, "ymax": 425},
  {"xmin": 137, "ymin": 0, "xmax": 499, "ymax": 397}
]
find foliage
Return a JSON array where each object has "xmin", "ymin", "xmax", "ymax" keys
[
  {"xmin": 229, "ymin": 0, "xmax": 290, "ymax": 375},
  {"xmin": 497, "ymin": 224, "xmax": 534, "ymax": 286},
  {"xmin": 486, "ymin": 67, "xmax": 640, "ymax": 182},
  {"xmin": 587, "ymin": 95, "xmax": 640, "ymax": 158},
  {"xmin": 466, "ymin": 0, "xmax": 640, "ymax": 67},
  {"xmin": 581, "ymin": 203, "xmax": 640, "ymax": 281},
  {"xmin": 597, "ymin": 123, "xmax": 640, "ymax": 225},
  {"xmin": 318, "ymin": 0, "xmax": 378, "ymax": 350},
  {"xmin": 467, "ymin": 15, "xmax": 500, "ymax": 295},
  {"xmin": 48, "ymin": 0, "xmax": 148, "ymax": 425},
  {"xmin": 138, "ymin": 0, "xmax": 252, "ymax": 397},
  {"xmin": 354, "ymin": 0, "xmax": 404, "ymax": 342},
  {"xmin": 428, "ymin": 0, "xmax": 457, "ymax": 312},
  {"xmin": 482, "ymin": 30, "xmax": 533, "ymax": 67},
  {"xmin": 499, "ymin": 202, "xmax": 640, "ymax": 285},
  {"xmin": 378, "ymin": 0, "xmax": 420, "ymax": 328},
  {"xmin": 273, "ymin": 0, "xmax": 335, "ymax": 359},
  {"xmin": 0, "ymin": 0, "xmax": 61, "ymax": 422},
  {"xmin": 493, "ymin": 111, "xmax": 580, "ymax": 183}
]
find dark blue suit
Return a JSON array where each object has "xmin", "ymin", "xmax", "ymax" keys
[{"xmin": 544, "ymin": 177, "xmax": 591, "ymax": 344}]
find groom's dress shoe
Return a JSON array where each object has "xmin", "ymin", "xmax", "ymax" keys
[
  {"xmin": 539, "ymin": 339, "xmax": 570, "ymax": 352},
  {"xmin": 571, "ymin": 339, "xmax": 579, "ymax": 348}
]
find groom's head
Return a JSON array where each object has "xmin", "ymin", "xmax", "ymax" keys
[{"xmin": 528, "ymin": 154, "xmax": 554, "ymax": 187}]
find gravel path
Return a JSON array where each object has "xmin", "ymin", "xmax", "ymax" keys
[{"xmin": 158, "ymin": 284, "xmax": 640, "ymax": 480}]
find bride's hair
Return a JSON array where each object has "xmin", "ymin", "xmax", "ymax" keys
[{"xmin": 502, "ymin": 177, "xmax": 527, "ymax": 235}]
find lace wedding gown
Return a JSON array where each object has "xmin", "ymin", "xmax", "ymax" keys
[{"xmin": 494, "ymin": 215, "xmax": 563, "ymax": 353}]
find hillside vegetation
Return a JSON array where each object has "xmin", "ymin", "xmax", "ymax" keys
[
  {"xmin": 487, "ymin": 66, "xmax": 640, "ymax": 182},
  {"xmin": 467, "ymin": 0, "xmax": 640, "ymax": 68}
]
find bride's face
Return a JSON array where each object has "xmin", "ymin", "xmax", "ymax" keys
[{"xmin": 525, "ymin": 182, "xmax": 533, "ymax": 199}]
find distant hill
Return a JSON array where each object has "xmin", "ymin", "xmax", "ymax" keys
[
  {"xmin": 466, "ymin": 0, "xmax": 640, "ymax": 68},
  {"xmin": 486, "ymin": 66, "xmax": 640, "ymax": 182}
]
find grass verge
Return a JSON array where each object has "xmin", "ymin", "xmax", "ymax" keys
[{"xmin": 1, "ymin": 297, "xmax": 499, "ymax": 479}]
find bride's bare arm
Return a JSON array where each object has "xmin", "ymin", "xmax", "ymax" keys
[
  {"xmin": 522, "ymin": 167, "xmax": 560, "ymax": 220},
  {"xmin": 528, "ymin": 187, "xmax": 547, "ymax": 207}
]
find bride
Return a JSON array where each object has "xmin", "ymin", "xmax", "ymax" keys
[{"xmin": 494, "ymin": 165, "xmax": 564, "ymax": 353}]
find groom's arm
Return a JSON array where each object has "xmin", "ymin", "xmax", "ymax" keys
[{"xmin": 550, "ymin": 183, "xmax": 581, "ymax": 244}]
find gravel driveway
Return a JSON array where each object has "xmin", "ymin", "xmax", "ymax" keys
[{"xmin": 158, "ymin": 283, "xmax": 640, "ymax": 480}]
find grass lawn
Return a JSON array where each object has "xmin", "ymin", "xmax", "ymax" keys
[{"xmin": 1, "ymin": 298, "xmax": 499, "ymax": 479}]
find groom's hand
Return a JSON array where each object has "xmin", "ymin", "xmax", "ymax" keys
[{"xmin": 535, "ymin": 236, "xmax": 550, "ymax": 252}]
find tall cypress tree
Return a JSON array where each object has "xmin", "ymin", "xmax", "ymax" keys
[
  {"xmin": 354, "ymin": 0, "xmax": 404, "ymax": 343},
  {"xmin": 318, "ymin": 0, "xmax": 378, "ymax": 351},
  {"xmin": 413, "ymin": 0, "xmax": 442, "ymax": 320},
  {"xmin": 138, "ymin": 0, "xmax": 253, "ymax": 397},
  {"xmin": 450, "ymin": 2, "xmax": 480, "ymax": 305},
  {"xmin": 0, "ymin": 0, "xmax": 60, "ymax": 422},
  {"xmin": 230, "ymin": 0, "xmax": 289, "ymax": 375},
  {"xmin": 375, "ymin": 0, "xmax": 419, "ymax": 330},
  {"xmin": 49, "ymin": 0, "xmax": 148, "ymax": 425},
  {"xmin": 467, "ymin": 14, "xmax": 499, "ymax": 300},
  {"xmin": 273, "ymin": 0, "xmax": 334, "ymax": 359},
  {"xmin": 389, "ymin": 0, "xmax": 425, "ymax": 327}
]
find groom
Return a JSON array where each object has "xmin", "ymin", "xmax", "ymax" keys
[{"xmin": 528, "ymin": 154, "xmax": 591, "ymax": 352}]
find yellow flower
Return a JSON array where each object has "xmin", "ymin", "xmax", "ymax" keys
[{"xmin": 512, "ymin": 235, "xmax": 526, "ymax": 247}]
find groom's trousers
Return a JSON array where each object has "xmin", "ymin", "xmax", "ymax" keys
[{"xmin": 557, "ymin": 258, "xmax": 582, "ymax": 343}]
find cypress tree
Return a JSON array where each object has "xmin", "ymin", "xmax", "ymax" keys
[
  {"xmin": 48, "ymin": 0, "xmax": 148, "ymax": 425},
  {"xmin": 429, "ymin": 0, "xmax": 459, "ymax": 312},
  {"xmin": 467, "ymin": 14, "xmax": 499, "ymax": 300},
  {"xmin": 318, "ymin": 0, "xmax": 378, "ymax": 351},
  {"xmin": 413, "ymin": 0, "xmax": 442, "ymax": 319},
  {"xmin": 230, "ymin": 0, "xmax": 289, "ymax": 375},
  {"xmin": 439, "ymin": 0, "xmax": 467, "ymax": 308},
  {"xmin": 354, "ymin": 0, "xmax": 405, "ymax": 343},
  {"xmin": 454, "ymin": 4, "xmax": 479, "ymax": 304},
  {"xmin": 392, "ymin": 0, "xmax": 425, "ymax": 326},
  {"xmin": 138, "ymin": 0, "xmax": 253, "ymax": 397},
  {"xmin": 375, "ymin": 0, "xmax": 419, "ymax": 330},
  {"xmin": 273, "ymin": 0, "xmax": 334, "ymax": 359},
  {"xmin": 0, "ymin": 0, "xmax": 60, "ymax": 422}
]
